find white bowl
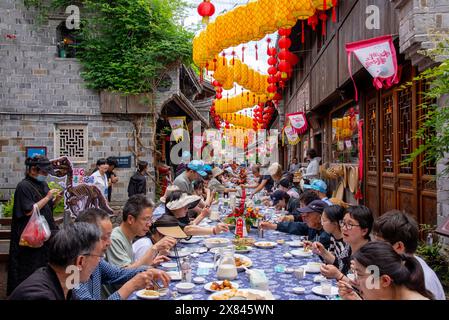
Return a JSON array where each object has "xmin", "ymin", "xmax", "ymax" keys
[
  {"xmin": 193, "ymin": 277, "xmax": 206, "ymax": 284},
  {"xmin": 292, "ymin": 287, "xmax": 305, "ymax": 294},
  {"xmin": 176, "ymin": 282, "xmax": 195, "ymax": 294}
]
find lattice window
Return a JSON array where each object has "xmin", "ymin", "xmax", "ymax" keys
[
  {"xmin": 54, "ymin": 124, "xmax": 88, "ymax": 163},
  {"xmin": 398, "ymin": 87, "xmax": 413, "ymax": 174},
  {"xmin": 367, "ymin": 100, "xmax": 377, "ymax": 172},
  {"xmin": 418, "ymin": 80, "xmax": 436, "ymax": 176},
  {"xmin": 382, "ymin": 95, "xmax": 394, "ymax": 173}
]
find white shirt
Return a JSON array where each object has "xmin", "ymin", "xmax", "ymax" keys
[
  {"xmin": 303, "ymin": 157, "xmax": 321, "ymax": 180},
  {"xmin": 91, "ymin": 170, "xmax": 108, "ymax": 198},
  {"xmin": 415, "ymin": 255, "xmax": 446, "ymax": 300},
  {"xmin": 132, "ymin": 237, "xmax": 153, "ymax": 262}
]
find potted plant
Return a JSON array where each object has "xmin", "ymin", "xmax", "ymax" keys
[{"xmin": 161, "ymin": 126, "xmax": 171, "ymax": 141}]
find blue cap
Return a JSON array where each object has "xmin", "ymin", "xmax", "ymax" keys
[
  {"xmin": 203, "ymin": 165, "xmax": 212, "ymax": 173},
  {"xmin": 187, "ymin": 160, "xmax": 207, "ymax": 177},
  {"xmin": 303, "ymin": 179, "xmax": 327, "ymax": 194}
]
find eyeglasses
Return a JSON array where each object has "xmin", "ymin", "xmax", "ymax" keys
[{"xmin": 339, "ymin": 220, "xmax": 360, "ymax": 230}]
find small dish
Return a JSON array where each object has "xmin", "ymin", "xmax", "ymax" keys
[
  {"xmin": 284, "ymin": 268, "xmax": 294, "ymax": 274},
  {"xmin": 193, "ymin": 277, "xmax": 206, "ymax": 284},
  {"xmin": 161, "ymin": 262, "xmax": 178, "ymax": 270},
  {"xmin": 175, "ymin": 282, "xmax": 195, "ymax": 294},
  {"xmin": 283, "ymin": 253, "xmax": 293, "ymax": 259},
  {"xmin": 136, "ymin": 289, "xmax": 160, "ymax": 300},
  {"xmin": 292, "ymin": 287, "xmax": 305, "ymax": 295}
]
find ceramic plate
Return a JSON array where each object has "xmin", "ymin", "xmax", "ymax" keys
[
  {"xmin": 291, "ymin": 249, "xmax": 313, "ymax": 258},
  {"xmin": 234, "ymin": 245, "xmax": 253, "ymax": 254},
  {"xmin": 180, "ymin": 237, "xmax": 203, "ymax": 244},
  {"xmin": 168, "ymin": 249, "xmax": 190, "ymax": 259},
  {"xmin": 204, "ymin": 281, "xmax": 239, "ymax": 292},
  {"xmin": 135, "ymin": 289, "xmax": 160, "ymax": 300},
  {"xmin": 166, "ymin": 271, "xmax": 182, "ymax": 281},
  {"xmin": 204, "ymin": 238, "xmax": 231, "ymax": 249},
  {"xmin": 160, "ymin": 262, "xmax": 178, "ymax": 270},
  {"xmin": 300, "ymin": 263, "xmax": 322, "ymax": 273},
  {"xmin": 254, "ymin": 241, "xmax": 277, "ymax": 249},
  {"xmin": 208, "ymin": 289, "xmax": 275, "ymax": 300},
  {"xmin": 234, "ymin": 254, "xmax": 252, "ymax": 271},
  {"xmin": 311, "ymin": 285, "xmax": 339, "ymax": 297},
  {"xmin": 286, "ymin": 240, "xmax": 303, "ymax": 247}
]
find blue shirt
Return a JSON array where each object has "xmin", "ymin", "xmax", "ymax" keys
[{"xmin": 73, "ymin": 259, "xmax": 146, "ymax": 300}]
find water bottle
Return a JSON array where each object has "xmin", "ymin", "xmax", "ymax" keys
[
  {"xmin": 426, "ymin": 233, "xmax": 433, "ymax": 246},
  {"xmin": 181, "ymin": 257, "xmax": 192, "ymax": 283}
]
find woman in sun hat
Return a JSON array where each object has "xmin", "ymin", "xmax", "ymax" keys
[
  {"xmin": 165, "ymin": 191, "xmax": 229, "ymax": 236},
  {"xmin": 133, "ymin": 213, "xmax": 188, "ymax": 261}
]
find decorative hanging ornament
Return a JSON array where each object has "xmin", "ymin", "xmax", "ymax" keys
[
  {"xmin": 197, "ymin": 0, "xmax": 215, "ymax": 25},
  {"xmin": 286, "ymin": 112, "xmax": 308, "ymax": 134}
]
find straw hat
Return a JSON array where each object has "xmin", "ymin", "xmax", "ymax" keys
[
  {"xmin": 212, "ymin": 167, "xmax": 224, "ymax": 178},
  {"xmin": 348, "ymin": 166, "xmax": 359, "ymax": 193},
  {"xmin": 326, "ymin": 165, "xmax": 344, "ymax": 180},
  {"xmin": 320, "ymin": 165, "xmax": 331, "ymax": 179},
  {"xmin": 166, "ymin": 193, "xmax": 202, "ymax": 211},
  {"xmin": 268, "ymin": 162, "xmax": 282, "ymax": 176},
  {"xmin": 154, "ymin": 214, "xmax": 188, "ymax": 239},
  {"xmin": 160, "ymin": 185, "xmax": 180, "ymax": 203},
  {"xmin": 343, "ymin": 165, "xmax": 348, "ymax": 188},
  {"xmin": 328, "ymin": 197, "xmax": 349, "ymax": 209},
  {"xmin": 333, "ymin": 181, "xmax": 345, "ymax": 201}
]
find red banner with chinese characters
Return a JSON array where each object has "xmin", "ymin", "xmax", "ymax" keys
[
  {"xmin": 235, "ymin": 217, "xmax": 244, "ymax": 238},
  {"xmin": 346, "ymin": 35, "xmax": 399, "ymax": 101}
]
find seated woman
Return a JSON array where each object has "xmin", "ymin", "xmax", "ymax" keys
[
  {"xmin": 319, "ymin": 205, "xmax": 373, "ymax": 282},
  {"xmin": 133, "ymin": 213, "xmax": 190, "ymax": 261},
  {"xmin": 308, "ymin": 205, "xmax": 347, "ymax": 273},
  {"xmin": 192, "ymin": 180, "xmax": 214, "ymax": 208},
  {"xmin": 208, "ymin": 167, "xmax": 237, "ymax": 194},
  {"xmin": 165, "ymin": 191, "xmax": 229, "ymax": 236},
  {"xmin": 339, "ymin": 241, "xmax": 433, "ymax": 300},
  {"xmin": 243, "ymin": 165, "xmax": 274, "ymax": 198}
]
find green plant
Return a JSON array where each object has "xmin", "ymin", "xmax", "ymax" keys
[
  {"xmin": 417, "ymin": 224, "xmax": 449, "ymax": 294},
  {"xmin": 23, "ymin": 0, "xmax": 193, "ymax": 95},
  {"xmin": 1, "ymin": 196, "xmax": 14, "ymax": 217},
  {"xmin": 402, "ymin": 36, "xmax": 449, "ymax": 176}
]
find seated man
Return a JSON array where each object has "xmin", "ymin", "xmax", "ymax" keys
[
  {"xmin": 9, "ymin": 223, "xmax": 102, "ymax": 300},
  {"xmin": 302, "ymin": 179, "xmax": 333, "ymax": 206},
  {"xmin": 260, "ymin": 200, "xmax": 331, "ymax": 249},
  {"xmin": 269, "ymin": 190, "xmax": 299, "ymax": 214},
  {"xmin": 74, "ymin": 208, "xmax": 170, "ymax": 300},
  {"xmin": 372, "ymin": 210, "xmax": 446, "ymax": 300},
  {"xmin": 280, "ymin": 189, "xmax": 320, "ymax": 223},
  {"xmin": 106, "ymin": 195, "xmax": 176, "ymax": 269}
]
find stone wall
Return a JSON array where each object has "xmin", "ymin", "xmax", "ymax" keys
[{"xmin": 0, "ymin": 0, "xmax": 156, "ymax": 204}]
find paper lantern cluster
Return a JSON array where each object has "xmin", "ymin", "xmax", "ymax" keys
[
  {"xmin": 193, "ymin": 0, "xmax": 336, "ymax": 68},
  {"xmin": 214, "ymin": 91, "xmax": 268, "ymax": 114},
  {"xmin": 221, "ymin": 113, "xmax": 254, "ymax": 129},
  {"xmin": 211, "ymin": 57, "xmax": 269, "ymax": 94}
]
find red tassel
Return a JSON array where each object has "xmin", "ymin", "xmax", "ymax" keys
[
  {"xmin": 247, "ymin": 92, "xmax": 249, "ymax": 102},
  {"xmin": 301, "ymin": 21, "xmax": 305, "ymax": 44},
  {"xmin": 242, "ymin": 46, "xmax": 245, "ymax": 63},
  {"xmin": 213, "ymin": 59, "xmax": 217, "ymax": 71},
  {"xmin": 332, "ymin": 7, "xmax": 336, "ymax": 22},
  {"xmin": 255, "ymin": 43, "xmax": 258, "ymax": 61},
  {"xmin": 222, "ymin": 52, "xmax": 226, "ymax": 66},
  {"xmin": 231, "ymin": 50, "xmax": 235, "ymax": 65},
  {"xmin": 200, "ymin": 68, "xmax": 203, "ymax": 83},
  {"xmin": 323, "ymin": 0, "xmax": 327, "ymax": 11},
  {"xmin": 322, "ymin": 19, "xmax": 326, "ymax": 36},
  {"xmin": 253, "ymin": 94, "xmax": 255, "ymax": 104}
]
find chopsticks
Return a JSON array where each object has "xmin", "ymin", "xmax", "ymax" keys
[
  {"xmin": 173, "ymin": 244, "xmax": 182, "ymax": 272},
  {"xmin": 340, "ymin": 280, "xmax": 362, "ymax": 296}
]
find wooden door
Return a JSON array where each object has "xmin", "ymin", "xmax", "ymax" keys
[
  {"xmin": 380, "ymin": 91, "xmax": 397, "ymax": 213},
  {"xmin": 365, "ymin": 93, "xmax": 380, "ymax": 217}
]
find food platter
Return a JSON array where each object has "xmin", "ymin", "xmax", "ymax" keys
[
  {"xmin": 204, "ymin": 280, "xmax": 239, "ymax": 292},
  {"xmin": 234, "ymin": 254, "xmax": 252, "ymax": 271},
  {"xmin": 290, "ymin": 248, "xmax": 313, "ymax": 257},
  {"xmin": 254, "ymin": 241, "xmax": 277, "ymax": 249},
  {"xmin": 208, "ymin": 289, "xmax": 275, "ymax": 300},
  {"xmin": 204, "ymin": 238, "xmax": 231, "ymax": 249},
  {"xmin": 136, "ymin": 289, "xmax": 160, "ymax": 300}
]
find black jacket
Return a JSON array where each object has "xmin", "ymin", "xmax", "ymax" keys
[{"xmin": 127, "ymin": 172, "xmax": 147, "ymax": 197}]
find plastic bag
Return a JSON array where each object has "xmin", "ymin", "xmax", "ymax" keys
[{"xmin": 19, "ymin": 204, "xmax": 51, "ymax": 248}]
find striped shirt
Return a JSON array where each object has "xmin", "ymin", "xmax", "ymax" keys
[
  {"xmin": 73, "ymin": 259, "xmax": 146, "ymax": 300},
  {"xmin": 331, "ymin": 238, "xmax": 351, "ymax": 274}
]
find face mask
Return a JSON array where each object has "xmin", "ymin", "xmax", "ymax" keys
[{"xmin": 36, "ymin": 174, "xmax": 47, "ymax": 182}]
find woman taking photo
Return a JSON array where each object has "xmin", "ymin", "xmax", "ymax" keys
[
  {"xmin": 319, "ymin": 205, "xmax": 373, "ymax": 281},
  {"xmin": 7, "ymin": 156, "xmax": 62, "ymax": 295}
]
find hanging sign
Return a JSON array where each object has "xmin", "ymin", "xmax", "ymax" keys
[
  {"xmin": 286, "ymin": 112, "xmax": 308, "ymax": 134},
  {"xmin": 346, "ymin": 35, "xmax": 399, "ymax": 101},
  {"xmin": 283, "ymin": 126, "xmax": 301, "ymax": 145},
  {"xmin": 168, "ymin": 116, "xmax": 186, "ymax": 142}
]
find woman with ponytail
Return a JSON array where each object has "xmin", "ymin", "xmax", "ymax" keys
[{"xmin": 349, "ymin": 241, "xmax": 433, "ymax": 300}]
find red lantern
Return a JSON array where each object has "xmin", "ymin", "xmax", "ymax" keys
[
  {"xmin": 268, "ymin": 56, "xmax": 277, "ymax": 66},
  {"xmin": 278, "ymin": 28, "xmax": 292, "ymax": 37},
  {"xmin": 278, "ymin": 61, "xmax": 291, "ymax": 73},
  {"xmin": 216, "ymin": 87, "xmax": 223, "ymax": 93},
  {"xmin": 212, "ymin": 80, "xmax": 220, "ymax": 87},
  {"xmin": 268, "ymin": 66, "xmax": 277, "ymax": 75},
  {"xmin": 278, "ymin": 37, "xmax": 291, "ymax": 49},
  {"xmin": 308, "ymin": 14, "xmax": 319, "ymax": 31},
  {"xmin": 216, "ymin": 93, "xmax": 222, "ymax": 100},
  {"xmin": 273, "ymin": 92, "xmax": 283, "ymax": 101},
  {"xmin": 278, "ymin": 49, "xmax": 289, "ymax": 61},
  {"xmin": 267, "ymin": 47, "xmax": 277, "ymax": 56},
  {"xmin": 197, "ymin": 1, "xmax": 215, "ymax": 25},
  {"xmin": 287, "ymin": 52, "xmax": 299, "ymax": 66},
  {"xmin": 267, "ymin": 84, "xmax": 277, "ymax": 93},
  {"xmin": 267, "ymin": 76, "xmax": 277, "ymax": 84}
]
